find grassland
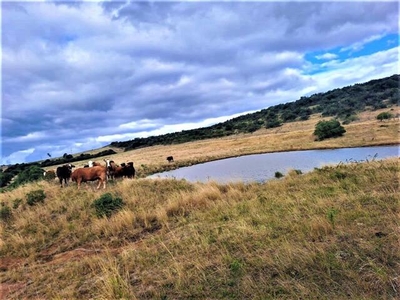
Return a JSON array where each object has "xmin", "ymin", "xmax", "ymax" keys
[
  {"xmin": 45, "ymin": 107, "xmax": 400, "ymax": 178},
  {"xmin": 1, "ymin": 108, "xmax": 399, "ymax": 299}
]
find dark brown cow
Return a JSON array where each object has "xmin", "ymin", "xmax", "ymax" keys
[
  {"xmin": 105, "ymin": 160, "xmax": 135, "ymax": 180},
  {"xmin": 167, "ymin": 156, "xmax": 174, "ymax": 163},
  {"xmin": 71, "ymin": 166, "xmax": 107, "ymax": 189},
  {"xmin": 108, "ymin": 161, "xmax": 125, "ymax": 179},
  {"xmin": 124, "ymin": 162, "xmax": 135, "ymax": 179},
  {"xmin": 56, "ymin": 164, "xmax": 75, "ymax": 187}
]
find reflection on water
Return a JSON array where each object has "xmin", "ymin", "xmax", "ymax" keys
[{"xmin": 149, "ymin": 145, "xmax": 399, "ymax": 183}]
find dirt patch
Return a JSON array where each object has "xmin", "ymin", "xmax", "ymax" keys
[
  {"xmin": 0, "ymin": 257, "xmax": 25, "ymax": 271},
  {"xmin": 0, "ymin": 283, "xmax": 26, "ymax": 299}
]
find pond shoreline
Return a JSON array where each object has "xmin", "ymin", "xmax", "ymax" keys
[{"xmin": 148, "ymin": 141, "xmax": 400, "ymax": 177}]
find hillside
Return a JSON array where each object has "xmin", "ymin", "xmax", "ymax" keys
[
  {"xmin": 111, "ymin": 74, "xmax": 399, "ymax": 151},
  {"xmin": 0, "ymin": 158, "xmax": 398, "ymax": 299}
]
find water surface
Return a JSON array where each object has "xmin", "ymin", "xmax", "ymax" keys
[{"xmin": 149, "ymin": 145, "xmax": 399, "ymax": 183}]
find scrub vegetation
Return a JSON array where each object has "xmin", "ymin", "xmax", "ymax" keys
[{"xmin": 0, "ymin": 158, "xmax": 399, "ymax": 299}]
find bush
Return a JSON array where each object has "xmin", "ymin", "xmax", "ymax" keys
[
  {"xmin": 12, "ymin": 198, "xmax": 23, "ymax": 209},
  {"xmin": 342, "ymin": 114, "xmax": 359, "ymax": 125},
  {"xmin": 92, "ymin": 193, "xmax": 124, "ymax": 218},
  {"xmin": 26, "ymin": 190, "xmax": 46, "ymax": 206},
  {"xmin": 0, "ymin": 171, "xmax": 14, "ymax": 187},
  {"xmin": 12, "ymin": 165, "xmax": 44, "ymax": 187},
  {"xmin": 265, "ymin": 118, "xmax": 282, "ymax": 129},
  {"xmin": 376, "ymin": 111, "xmax": 393, "ymax": 121},
  {"xmin": 314, "ymin": 119, "xmax": 346, "ymax": 141},
  {"xmin": 0, "ymin": 204, "xmax": 12, "ymax": 222},
  {"xmin": 275, "ymin": 171, "xmax": 284, "ymax": 178}
]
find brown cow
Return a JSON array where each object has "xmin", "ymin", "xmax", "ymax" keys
[
  {"xmin": 108, "ymin": 160, "xmax": 125, "ymax": 179},
  {"xmin": 71, "ymin": 166, "xmax": 107, "ymax": 189},
  {"xmin": 105, "ymin": 160, "xmax": 135, "ymax": 180}
]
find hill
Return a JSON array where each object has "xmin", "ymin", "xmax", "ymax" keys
[
  {"xmin": 0, "ymin": 158, "xmax": 398, "ymax": 298},
  {"xmin": 110, "ymin": 74, "xmax": 399, "ymax": 151}
]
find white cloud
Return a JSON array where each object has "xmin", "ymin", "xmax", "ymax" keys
[
  {"xmin": 315, "ymin": 53, "xmax": 338, "ymax": 61},
  {"xmin": 0, "ymin": 148, "xmax": 35, "ymax": 166}
]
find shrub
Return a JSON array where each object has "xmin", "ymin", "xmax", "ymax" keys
[
  {"xmin": 314, "ymin": 119, "xmax": 346, "ymax": 141},
  {"xmin": 12, "ymin": 198, "xmax": 23, "ymax": 209},
  {"xmin": 12, "ymin": 165, "xmax": 45, "ymax": 187},
  {"xmin": 26, "ymin": 190, "xmax": 46, "ymax": 206},
  {"xmin": 275, "ymin": 171, "xmax": 284, "ymax": 178},
  {"xmin": 376, "ymin": 111, "xmax": 393, "ymax": 121},
  {"xmin": 0, "ymin": 171, "xmax": 14, "ymax": 188},
  {"xmin": 92, "ymin": 193, "xmax": 124, "ymax": 218},
  {"xmin": 0, "ymin": 204, "xmax": 12, "ymax": 222},
  {"xmin": 265, "ymin": 118, "xmax": 282, "ymax": 129},
  {"xmin": 342, "ymin": 114, "xmax": 359, "ymax": 125}
]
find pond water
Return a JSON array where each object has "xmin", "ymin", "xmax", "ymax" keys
[{"xmin": 148, "ymin": 145, "xmax": 399, "ymax": 183}]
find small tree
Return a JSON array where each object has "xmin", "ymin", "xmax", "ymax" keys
[
  {"xmin": 314, "ymin": 119, "xmax": 346, "ymax": 141},
  {"xmin": 376, "ymin": 112, "xmax": 393, "ymax": 121}
]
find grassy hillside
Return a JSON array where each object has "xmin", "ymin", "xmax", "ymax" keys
[
  {"xmin": 1, "ymin": 157, "xmax": 399, "ymax": 299},
  {"xmin": 111, "ymin": 74, "xmax": 399, "ymax": 151}
]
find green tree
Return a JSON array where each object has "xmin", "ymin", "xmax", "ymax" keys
[
  {"xmin": 376, "ymin": 111, "xmax": 393, "ymax": 121},
  {"xmin": 314, "ymin": 119, "xmax": 346, "ymax": 141}
]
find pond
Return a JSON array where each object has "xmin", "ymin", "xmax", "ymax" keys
[{"xmin": 148, "ymin": 145, "xmax": 399, "ymax": 183}]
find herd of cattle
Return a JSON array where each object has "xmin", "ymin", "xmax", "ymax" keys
[
  {"xmin": 44, "ymin": 156, "xmax": 175, "ymax": 189},
  {"xmin": 44, "ymin": 159, "xmax": 136, "ymax": 189}
]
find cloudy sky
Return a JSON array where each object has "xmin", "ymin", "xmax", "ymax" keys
[{"xmin": 1, "ymin": 0, "xmax": 398, "ymax": 165}]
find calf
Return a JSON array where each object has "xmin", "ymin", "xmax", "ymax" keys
[
  {"xmin": 70, "ymin": 166, "xmax": 107, "ymax": 189},
  {"xmin": 167, "ymin": 156, "xmax": 174, "ymax": 163},
  {"xmin": 56, "ymin": 164, "xmax": 75, "ymax": 187},
  {"xmin": 43, "ymin": 169, "xmax": 56, "ymax": 180}
]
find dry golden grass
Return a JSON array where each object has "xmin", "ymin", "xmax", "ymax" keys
[{"xmin": 1, "ymin": 158, "xmax": 399, "ymax": 299}]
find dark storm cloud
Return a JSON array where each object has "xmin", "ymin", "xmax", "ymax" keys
[{"xmin": 1, "ymin": 0, "xmax": 398, "ymax": 164}]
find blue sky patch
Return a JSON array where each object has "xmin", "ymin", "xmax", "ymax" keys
[{"xmin": 304, "ymin": 33, "xmax": 399, "ymax": 75}]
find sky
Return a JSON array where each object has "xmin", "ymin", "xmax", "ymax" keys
[{"xmin": 1, "ymin": 0, "xmax": 399, "ymax": 165}]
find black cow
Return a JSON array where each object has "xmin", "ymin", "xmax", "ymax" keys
[
  {"xmin": 56, "ymin": 164, "xmax": 75, "ymax": 187},
  {"xmin": 166, "ymin": 156, "xmax": 174, "ymax": 163},
  {"xmin": 123, "ymin": 162, "xmax": 136, "ymax": 179}
]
